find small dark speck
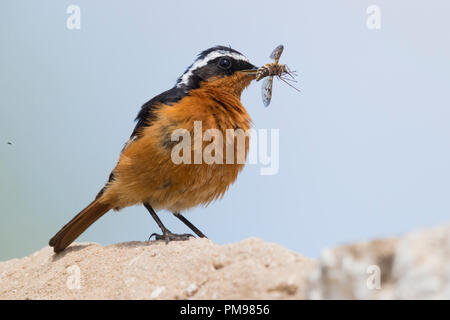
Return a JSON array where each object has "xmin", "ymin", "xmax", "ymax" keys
[{"xmin": 7, "ymin": 142, "xmax": 12, "ymax": 145}]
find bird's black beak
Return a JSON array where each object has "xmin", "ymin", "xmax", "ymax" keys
[{"xmin": 239, "ymin": 64, "xmax": 259, "ymax": 76}]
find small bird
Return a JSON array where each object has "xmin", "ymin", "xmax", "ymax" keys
[{"xmin": 49, "ymin": 46, "xmax": 259, "ymax": 253}]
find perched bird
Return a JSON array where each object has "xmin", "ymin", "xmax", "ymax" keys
[{"xmin": 49, "ymin": 46, "xmax": 259, "ymax": 253}]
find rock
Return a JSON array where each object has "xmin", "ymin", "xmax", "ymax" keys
[
  {"xmin": 0, "ymin": 238, "xmax": 316, "ymax": 300},
  {"xmin": 308, "ymin": 224, "xmax": 450, "ymax": 299},
  {"xmin": 2, "ymin": 225, "xmax": 449, "ymax": 300}
]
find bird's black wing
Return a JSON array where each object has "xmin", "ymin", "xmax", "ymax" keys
[
  {"xmin": 130, "ymin": 86, "xmax": 189, "ymax": 140},
  {"xmin": 96, "ymin": 85, "xmax": 189, "ymax": 199}
]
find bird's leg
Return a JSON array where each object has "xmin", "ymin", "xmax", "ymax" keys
[
  {"xmin": 144, "ymin": 203, "xmax": 193, "ymax": 243},
  {"xmin": 172, "ymin": 212, "xmax": 208, "ymax": 238}
]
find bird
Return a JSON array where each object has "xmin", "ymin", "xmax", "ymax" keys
[{"xmin": 49, "ymin": 46, "xmax": 259, "ymax": 253}]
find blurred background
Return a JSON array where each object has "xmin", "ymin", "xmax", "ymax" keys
[{"xmin": 1, "ymin": 0, "xmax": 449, "ymax": 261}]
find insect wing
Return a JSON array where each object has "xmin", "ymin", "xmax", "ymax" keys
[
  {"xmin": 261, "ymin": 77, "xmax": 273, "ymax": 107},
  {"xmin": 269, "ymin": 45, "xmax": 284, "ymax": 62}
]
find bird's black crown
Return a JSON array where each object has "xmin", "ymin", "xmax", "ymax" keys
[{"xmin": 176, "ymin": 46, "xmax": 256, "ymax": 90}]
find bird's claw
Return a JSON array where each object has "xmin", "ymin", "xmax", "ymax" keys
[{"xmin": 148, "ymin": 231, "xmax": 195, "ymax": 244}]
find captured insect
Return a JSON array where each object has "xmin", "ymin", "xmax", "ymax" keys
[{"xmin": 256, "ymin": 44, "xmax": 299, "ymax": 107}]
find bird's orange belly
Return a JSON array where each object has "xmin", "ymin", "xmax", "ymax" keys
[
  {"xmin": 152, "ymin": 162, "xmax": 245, "ymax": 212},
  {"xmin": 108, "ymin": 153, "xmax": 245, "ymax": 212},
  {"xmin": 101, "ymin": 90, "xmax": 251, "ymax": 212}
]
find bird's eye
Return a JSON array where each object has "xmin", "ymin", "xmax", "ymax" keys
[{"xmin": 218, "ymin": 57, "xmax": 232, "ymax": 70}]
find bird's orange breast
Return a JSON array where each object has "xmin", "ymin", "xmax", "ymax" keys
[{"xmin": 101, "ymin": 74, "xmax": 253, "ymax": 212}]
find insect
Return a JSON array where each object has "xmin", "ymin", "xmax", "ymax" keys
[{"xmin": 256, "ymin": 45, "xmax": 299, "ymax": 107}]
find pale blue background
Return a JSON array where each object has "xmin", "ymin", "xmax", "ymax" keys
[{"xmin": 1, "ymin": 0, "xmax": 449, "ymax": 261}]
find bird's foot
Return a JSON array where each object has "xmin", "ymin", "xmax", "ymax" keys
[{"xmin": 148, "ymin": 231, "xmax": 194, "ymax": 244}]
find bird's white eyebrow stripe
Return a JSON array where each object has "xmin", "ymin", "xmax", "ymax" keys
[{"xmin": 177, "ymin": 50, "xmax": 249, "ymax": 87}]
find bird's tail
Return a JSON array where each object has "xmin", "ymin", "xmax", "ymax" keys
[{"xmin": 49, "ymin": 198, "xmax": 111, "ymax": 253}]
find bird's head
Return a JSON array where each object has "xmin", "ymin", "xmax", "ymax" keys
[{"xmin": 176, "ymin": 46, "xmax": 258, "ymax": 98}]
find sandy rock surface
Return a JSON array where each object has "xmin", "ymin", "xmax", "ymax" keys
[
  {"xmin": 2, "ymin": 224, "xmax": 449, "ymax": 300},
  {"xmin": 0, "ymin": 238, "xmax": 316, "ymax": 300},
  {"xmin": 308, "ymin": 224, "xmax": 450, "ymax": 299}
]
